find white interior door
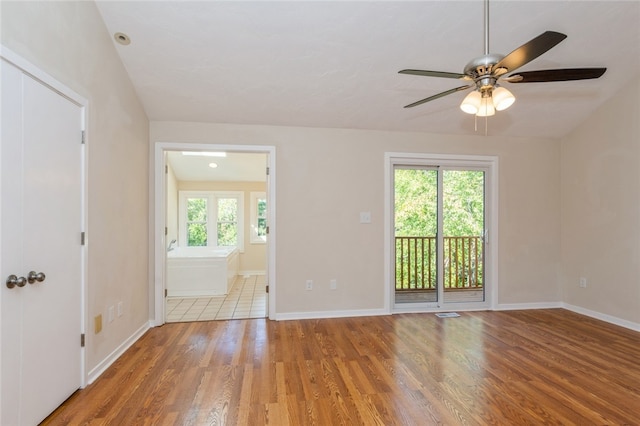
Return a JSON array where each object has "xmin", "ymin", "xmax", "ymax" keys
[{"xmin": 1, "ymin": 57, "xmax": 83, "ymax": 425}]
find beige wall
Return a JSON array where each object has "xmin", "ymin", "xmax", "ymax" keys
[
  {"xmin": 1, "ymin": 2, "xmax": 150, "ymax": 373},
  {"xmin": 561, "ymin": 77, "xmax": 640, "ymax": 325},
  {"xmin": 176, "ymin": 181, "xmax": 267, "ymax": 273},
  {"xmin": 151, "ymin": 122, "xmax": 562, "ymax": 315}
]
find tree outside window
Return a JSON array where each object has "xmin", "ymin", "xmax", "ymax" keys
[
  {"xmin": 186, "ymin": 197, "xmax": 208, "ymax": 246},
  {"xmin": 257, "ymin": 198, "xmax": 267, "ymax": 237},
  {"xmin": 250, "ymin": 192, "xmax": 267, "ymax": 244},
  {"xmin": 217, "ymin": 198, "xmax": 238, "ymax": 246},
  {"xmin": 178, "ymin": 191, "xmax": 244, "ymax": 250}
]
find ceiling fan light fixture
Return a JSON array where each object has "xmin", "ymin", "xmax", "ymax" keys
[
  {"xmin": 460, "ymin": 91, "xmax": 482, "ymax": 114},
  {"xmin": 476, "ymin": 94, "xmax": 496, "ymax": 117},
  {"xmin": 492, "ymin": 86, "xmax": 515, "ymax": 111}
]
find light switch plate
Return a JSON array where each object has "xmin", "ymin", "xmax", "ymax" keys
[{"xmin": 360, "ymin": 212, "xmax": 371, "ymax": 224}]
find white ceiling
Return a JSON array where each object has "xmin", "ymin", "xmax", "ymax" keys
[
  {"xmin": 166, "ymin": 151, "xmax": 267, "ymax": 181},
  {"xmin": 96, "ymin": 1, "xmax": 640, "ymax": 139}
]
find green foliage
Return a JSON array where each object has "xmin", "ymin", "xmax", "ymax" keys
[
  {"xmin": 217, "ymin": 198, "xmax": 237, "ymax": 222},
  {"xmin": 186, "ymin": 197, "xmax": 241, "ymax": 247},
  {"xmin": 394, "ymin": 168, "xmax": 485, "ymax": 290},
  {"xmin": 217, "ymin": 198, "xmax": 238, "ymax": 246},
  {"xmin": 257, "ymin": 199, "xmax": 267, "ymax": 237},
  {"xmin": 394, "ymin": 169, "xmax": 484, "ymax": 237},
  {"xmin": 394, "ymin": 169, "xmax": 437, "ymax": 237},
  {"xmin": 442, "ymin": 170, "xmax": 484, "ymax": 237},
  {"xmin": 187, "ymin": 198, "xmax": 207, "ymax": 246}
]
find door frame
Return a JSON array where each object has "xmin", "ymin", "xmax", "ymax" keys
[
  {"xmin": 151, "ymin": 142, "xmax": 276, "ymax": 325},
  {"xmin": 0, "ymin": 46, "xmax": 89, "ymax": 388},
  {"xmin": 384, "ymin": 152, "xmax": 498, "ymax": 313}
]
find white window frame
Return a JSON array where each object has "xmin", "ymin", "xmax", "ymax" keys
[
  {"xmin": 178, "ymin": 190, "xmax": 244, "ymax": 251},
  {"xmin": 250, "ymin": 191, "xmax": 267, "ymax": 244}
]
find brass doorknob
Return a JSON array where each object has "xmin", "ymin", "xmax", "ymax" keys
[{"xmin": 27, "ymin": 271, "xmax": 46, "ymax": 284}]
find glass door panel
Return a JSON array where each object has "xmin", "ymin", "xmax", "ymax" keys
[
  {"xmin": 394, "ymin": 167, "xmax": 438, "ymax": 304},
  {"xmin": 442, "ymin": 170, "xmax": 485, "ymax": 303}
]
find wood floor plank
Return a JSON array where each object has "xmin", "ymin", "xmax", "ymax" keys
[{"xmin": 42, "ymin": 310, "xmax": 640, "ymax": 425}]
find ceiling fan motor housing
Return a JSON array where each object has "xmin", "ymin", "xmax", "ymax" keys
[{"xmin": 464, "ymin": 53, "xmax": 506, "ymax": 91}]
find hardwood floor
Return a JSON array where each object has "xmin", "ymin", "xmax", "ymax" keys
[{"xmin": 42, "ymin": 309, "xmax": 640, "ymax": 425}]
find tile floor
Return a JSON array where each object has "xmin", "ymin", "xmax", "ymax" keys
[{"xmin": 166, "ymin": 275, "xmax": 267, "ymax": 322}]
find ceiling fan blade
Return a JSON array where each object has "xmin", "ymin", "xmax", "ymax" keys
[
  {"xmin": 399, "ymin": 69, "xmax": 470, "ymax": 80},
  {"xmin": 494, "ymin": 31, "xmax": 567, "ymax": 73},
  {"xmin": 403, "ymin": 85, "xmax": 473, "ymax": 108},
  {"xmin": 506, "ymin": 67, "xmax": 607, "ymax": 83}
]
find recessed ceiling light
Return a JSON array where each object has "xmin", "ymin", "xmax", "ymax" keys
[
  {"xmin": 209, "ymin": 162, "xmax": 218, "ymax": 169},
  {"xmin": 114, "ymin": 32, "xmax": 131, "ymax": 45}
]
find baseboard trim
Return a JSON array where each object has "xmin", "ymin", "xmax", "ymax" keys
[
  {"xmin": 167, "ymin": 290, "xmax": 226, "ymax": 298},
  {"xmin": 275, "ymin": 308, "xmax": 388, "ymax": 321},
  {"xmin": 494, "ymin": 302, "xmax": 563, "ymax": 311},
  {"xmin": 87, "ymin": 321, "xmax": 151, "ymax": 385},
  {"xmin": 392, "ymin": 306, "xmax": 489, "ymax": 314},
  {"xmin": 563, "ymin": 303, "xmax": 640, "ymax": 332}
]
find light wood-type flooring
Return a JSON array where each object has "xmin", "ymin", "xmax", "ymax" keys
[{"xmin": 43, "ymin": 309, "xmax": 640, "ymax": 425}]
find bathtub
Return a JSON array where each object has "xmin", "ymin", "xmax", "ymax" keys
[{"xmin": 166, "ymin": 246, "xmax": 239, "ymax": 297}]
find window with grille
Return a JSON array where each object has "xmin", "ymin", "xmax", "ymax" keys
[
  {"xmin": 250, "ymin": 192, "xmax": 267, "ymax": 244},
  {"xmin": 178, "ymin": 191, "xmax": 244, "ymax": 250}
]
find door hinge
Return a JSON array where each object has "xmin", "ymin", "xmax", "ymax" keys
[
  {"xmin": 81, "ymin": 334, "xmax": 85, "ymax": 347},
  {"xmin": 165, "ymin": 227, "xmax": 168, "ymax": 236},
  {"xmin": 265, "ymin": 285, "xmax": 269, "ymax": 293},
  {"xmin": 81, "ymin": 130, "xmax": 86, "ymax": 145},
  {"xmin": 165, "ymin": 165, "xmax": 168, "ymax": 174},
  {"xmin": 266, "ymin": 226, "xmax": 270, "ymax": 235},
  {"xmin": 81, "ymin": 232, "xmax": 86, "ymax": 245},
  {"xmin": 165, "ymin": 288, "xmax": 168, "ymax": 297},
  {"xmin": 266, "ymin": 166, "xmax": 270, "ymax": 176}
]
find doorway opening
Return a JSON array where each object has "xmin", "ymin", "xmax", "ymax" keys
[
  {"xmin": 153, "ymin": 143, "xmax": 276, "ymax": 325},
  {"xmin": 385, "ymin": 153, "xmax": 497, "ymax": 313}
]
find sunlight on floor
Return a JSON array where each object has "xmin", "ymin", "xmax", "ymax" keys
[{"xmin": 166, "ymin": 275, "xmax": 266, "ymax": 322}]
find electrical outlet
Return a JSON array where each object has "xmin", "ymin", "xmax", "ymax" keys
[
  {"xmin": 108, "ymin": 305, "xmax": 115, "ymax": 323},
  {"xmin": 360, "ymin": 212, "xmax": 371, "ymax": 224},
  {"xmin": 330, "ymin": 279, "xmax": 337, "ymax": 290},
  {"xmin": 306, "ymin": 280, "xmax": 313, "ymax": 290},
  {"xmin": 579, "ymin": 277, "xmax": 587, "ymax": 288},
  {"xmin": 117, "ymin": 301, "xmax": 123, "ymax": 317}
]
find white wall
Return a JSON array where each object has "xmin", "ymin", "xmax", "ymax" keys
[
  {"xmin": 1, "ymin": 1, "xmax": 150, "ymax": 374},
  {"xmin": 561, "ymin": 77, "xmax": 640, "ymax": 325},
  {"xmin": 151, "ymin": 122, "xmax": 562, "ymax": 316}
]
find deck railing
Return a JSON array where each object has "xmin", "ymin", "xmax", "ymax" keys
[{"xmin": 395, "ymin": 236, "xmax": 483, "ymax": 291}]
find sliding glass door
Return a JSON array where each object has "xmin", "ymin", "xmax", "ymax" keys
[{"xmin": 393, "ymin": 164, "xmax": 487, "ymax": 309}]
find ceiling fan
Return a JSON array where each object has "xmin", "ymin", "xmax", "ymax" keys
[{"xmin": 399, "ymin": 0, "xmax": 606, "ymax": 117}]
